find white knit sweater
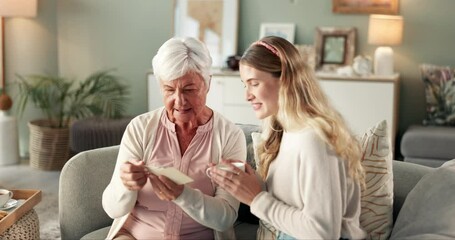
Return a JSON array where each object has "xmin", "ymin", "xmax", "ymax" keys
[{"xmin": 251, "ymin": 128, "xmax": 367, "ymax": 239}]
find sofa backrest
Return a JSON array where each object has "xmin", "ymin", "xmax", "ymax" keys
[
  {"xmin": 59, "ymin": 145, "xmax": 119, "ymax": 240},
  {"xmin": 391, "ymin": 160, "xmax": 433, "ymax": 222},
  {"xmin": 58, "ymin": 124, "xmax": 435, "ymax": 239}
]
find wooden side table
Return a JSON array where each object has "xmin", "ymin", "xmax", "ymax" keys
[{"xmin": 0, "ymin": 189, "xmax": 42, "ymax": 239}]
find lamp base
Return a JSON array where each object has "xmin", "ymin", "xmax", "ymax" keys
[{"xmin": 374, "ymin": 46, "xmax": 394, "ymax": 76}]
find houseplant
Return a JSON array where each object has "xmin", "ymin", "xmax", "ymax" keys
[
  {"xmin": 16, "ymin": 69, "xmax": 130, "ymax": 170},
  {"xmin": 421, "ymin": 64, "xmax": 455, "ymax": 126}
]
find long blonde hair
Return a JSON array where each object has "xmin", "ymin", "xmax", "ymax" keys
[{"xmin": 240, "ymin": 36, "xmax": 364, "ymax": 185}]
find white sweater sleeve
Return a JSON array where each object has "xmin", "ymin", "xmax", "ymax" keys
[
  {"xmin": 250, "ymin": 132, "xmax": 344, "ymax": 239},
  {"xmin": 102, "ymin": 112, "xmax": 158, "ymax": 218},
  {"xmin": 173, "ymin": 120, "xmax": 247, "ymax": 231}
]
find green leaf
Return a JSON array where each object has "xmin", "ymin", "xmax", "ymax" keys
[{"xmin": 15, "ymin": 69, "xmax": 130, "ymax": 128}]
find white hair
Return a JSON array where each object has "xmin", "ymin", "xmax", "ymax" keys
[{"xmin": 152, "ymin": 37, "xmax": 212, "ymax": 86}]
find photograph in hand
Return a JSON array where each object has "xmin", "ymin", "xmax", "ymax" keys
[{"xmin": 146, "ymin": 166, "xmax": 194, "ymax": 185}]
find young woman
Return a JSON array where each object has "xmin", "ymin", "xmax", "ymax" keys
[{"xmin": 209, "ymin": 36, "xmax": 367, "ymax": 239}]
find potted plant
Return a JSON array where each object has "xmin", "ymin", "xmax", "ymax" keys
[{"xmin": 16, "ymin": 69, "xmax": 130, "ymax": 170}]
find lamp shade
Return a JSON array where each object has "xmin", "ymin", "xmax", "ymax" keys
[
  {"xmin": 0, "ymin": 0, "xmax": 37, "ymax": 17},
  {"xmin": 368, "ymin": 14, "xmax": 403, "ymax": 46}
]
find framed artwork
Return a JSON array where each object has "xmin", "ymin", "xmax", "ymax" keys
[
  {"xmin": 332, "ymin": 0, "xmax": 399, "ymax": 14},
  {"xmin": 259, "ymin": 23, "xmax": 296, "ymax": 44},
  {"xmin": 314, "ymin": 27, "xmax": 356, "ymax": 71},
  {"xmin": 173, "ymin": 0, "xmax": 239, "ymax": 68}
]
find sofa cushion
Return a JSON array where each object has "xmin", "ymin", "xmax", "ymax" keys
[
  {"xmin": 390, "ymin": 160, "xmax": 455, "ymax": 239},
  {"xmin": 359, "ymin": 120, "xmax": 394, "ymax": 240},
  {"xmin": 420, "ymin": 64, "xmax": 455, "ymax": 126}
]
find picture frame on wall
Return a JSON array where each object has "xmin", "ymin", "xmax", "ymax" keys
[
  {"xmin": 173, "ymin": 0, "xmax": 239, "ymax": 68},
  {"xmin": 332, "ymin": 0, "xmax": 398, "ymax": 14},
  {"xmin": 314, "ymin": 27, "xmax": 356, "ymax": 71},
  {"xmin": 259, "ymin": 23, "xmax": 295, "ymax": 44}
]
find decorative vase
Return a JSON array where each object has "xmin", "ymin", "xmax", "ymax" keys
[
  {"xmin": 28, "ymin": 119, "xmax": 70, "ymax": 170},
  {"xmin": 226, "ymin": 55, "xmax": 241, "ymax": 71},
  {"xmin": 0, "ymin": 111, "xmax": 20, "ymax": 166}
]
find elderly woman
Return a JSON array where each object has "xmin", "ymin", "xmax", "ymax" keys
[{"xmin": 102, "ymin": 37, "xmax": 246, "ymax": 240}]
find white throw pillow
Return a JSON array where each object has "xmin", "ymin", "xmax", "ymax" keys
[{"xmin": 359, "ymin": 120, "xmax": 394, "ymax": 240}]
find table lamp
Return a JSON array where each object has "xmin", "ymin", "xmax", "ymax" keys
[
  {"xmin": 0, "ymin": 0, "xmax": 37, "ymax": 166},
  {"xmin": 368, "ymin": 14, "xmax": 403, "ymax": 76},
  {"xmin": 0, "ymin": 0, "xmax": 37, "ymax": 111}
]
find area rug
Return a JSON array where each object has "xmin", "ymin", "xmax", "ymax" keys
[{"xmin": 35, "ymin": 191, "xmax": 60, "ymax": 239}]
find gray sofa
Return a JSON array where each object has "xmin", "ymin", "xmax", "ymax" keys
[{"xmin": 59, "ymin": 125, "xmax": 438, "ymax": 240}]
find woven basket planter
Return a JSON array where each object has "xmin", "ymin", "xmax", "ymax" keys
[{"xmin": 28, "ymin": 119, "xmax": 70, "ymax": 171}]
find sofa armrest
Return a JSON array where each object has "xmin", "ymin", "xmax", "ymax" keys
[
  {"xmin": 401, "ymin": 125, "xmax": 455, "ymax": 167},
  {"xmin": 59, "ymin": 145, "xmax": 119, "ymax": 240}
]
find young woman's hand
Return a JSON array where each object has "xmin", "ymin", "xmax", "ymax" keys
[{"xmin": 210, "ymin": 160, "xmax": 263, "ymax": 205}]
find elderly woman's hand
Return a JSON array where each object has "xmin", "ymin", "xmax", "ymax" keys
[
  {"xmin": 149, "ymin": 174, "xmax": 185, "ymax": 201},
  {"xmin": 210, "ymin": 160, "xmax": 263, "ymax": 206},
  {"xmin": 120, "ymin": 159, "xmax": 148, "ymax": 191}
]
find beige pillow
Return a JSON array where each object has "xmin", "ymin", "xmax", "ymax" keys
[{"xmin": 359, "ymin": 120, "xmax": 394, "ymax": 239}]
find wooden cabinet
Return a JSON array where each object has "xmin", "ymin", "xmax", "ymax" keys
[
  {"xmin": 206, "ymin": 71, "xmax": 260, "ymax": 125},
  {"xmin": 147, "ymin": 73, "xmax": 161, "ymax": 111},
  {"xmin": 316, "ymin": 73, "xmax": 400, "ymax": 147}
]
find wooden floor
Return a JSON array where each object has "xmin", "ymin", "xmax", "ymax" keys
[{"xmin": 0, "ymin": 159, "xmax": 61, "ymax": 239}]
